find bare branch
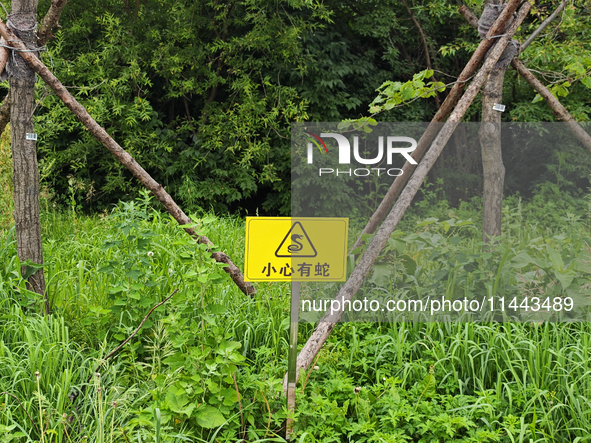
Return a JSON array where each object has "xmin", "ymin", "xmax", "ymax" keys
[
  {"xmin": 0, "ymin": 392, "xmax": 40, "ymax": 433},
  {"xmin": 459, "ymin": 5, "xmax": 479, "ymax": 29},
  {"xmin": 513, "ymin": 59, "xmax": 591, "ymax": 152},
  {"xmin": 522, "ymin": 0, "xmax": 568, "ymax": 51},
  {"xmin": 37, "ymin": 0, "xmax": 69, "ymax": 46},
  {"xmin": 70, "ymin": 289, "xmax": 179, "ymax": 405},
  {"xmin": 401, "ymin": 0, "xmax": 441, "ymax": 107},
  {"xmin": 104, "ymin": 289, "xmax": 179, "ymax": 361}
]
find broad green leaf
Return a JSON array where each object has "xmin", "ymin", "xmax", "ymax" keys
[
  {"xmin": 384, "ymin": 99, "xmax": 397, "ymax": 110},
  {"xmin": 221, "ymin": 387, "xmax": 239, "ymax": 406},
  {"xmin": 510, "ymin": 252, "xmax": 536, "ymax": 269},
  {"xmin": 400, "ymin": 255, "xmax": 417, "ymax": 275},
  {"xmin": 554, "ymin": 269, "xmax": 576, "ymax": 291},
  {"xmin": 0, "ymin": 424, "xmax": 17, "ymax": 433},
  {"xmin": 125, "ymin": 269, "xmax": 142, "ymax": 281},
  {"xmin": 566, "ymin": 61, "xmax": 586, "ymax": 75},
  {"xmin": 166, "ymin": 386, "xmax": 195, "ymax": 417},
  {"xmin": 209, "ymin": 303, "xmax": 226, "ymax": 314},
  {"xmin": 369, "ymin": 263, "xmax": 392, "ymax": 287},
  {"xmin": 194, "ymin": 405, "xmax": 226, "ymax": 429},
  {"xmin": 416, "ymin": 370, "xmax": 436, "ymax": 399},
  {"xmin": 217, "ymin": 340, "xmax": 241, "ymax": 355},
  {"xmin": 400, "ymin": 83, "xmax": 415, "ymax": 100},
  {"xmin": 416, "ymin": 217, "xmax": 438, "ymax": 227},
  {"xmin": 202, "ymin": 215, "xmax": 217, "ymax": 224},
  {"xmin": 556, "ymin": 84, "xmax": 569, "ymax": 97},
  {"xmin": 546, "ymin": 245, "xmax": 564, "ymax": 271},
  {"xmin": 387, "ymin": 238, "xmax": 406, "ymax": 255},
  {"xmin": 21, "ymin": 260, "xmax": 44, "ymax": 280}
]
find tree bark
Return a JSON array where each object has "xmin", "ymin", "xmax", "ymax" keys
[
  {"xmin": 480, "ymin": 67, "xmax": 505, "ymax": 243},
  {"xmin": 350, "ymin": 0, "xmax": 523, "ymax": 254},
  {"xmin": 9, "ymin": 0, "xmax": 48, "ymax": 311},
  {"xmin": 0, "ymin": 18, "xmax": 256, "ymax": 298},
  {"xmin": 512, "ymin": 59, "xmax": 591, "ymax": 153},
  {"xmin": 479, "ymin": 0, "xmax": 506, "ymax": 244},
  {"xmin": 0, "ymin": 0, "xmax": 68, "ymax": 144},
  {"xmin": 37, "ymin": 0, "xmax": 69, "ymax": 46},
  {"xmin": 286, "ymin": 1, "xmax": 531, "ymax": 391}
]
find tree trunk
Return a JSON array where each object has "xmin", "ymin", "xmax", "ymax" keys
[
  {"xmin": 479, "ymin": 0, "xmax": 506, "ymax": 245},
  {"xmin": 0, "ymin": 1, "xmax": 68, "ymax": 141},
  {"xmin": 9, "ymin": 0, "xmax": 47, "ymax": 312},
  {"xmin": 479, "ymin": 66, "xmax": 505, "ymax": 243}
]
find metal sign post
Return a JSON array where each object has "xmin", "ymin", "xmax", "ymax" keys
[{"xmin": 286, "ymin": 281, "xmax": 300, "ymax": 440}]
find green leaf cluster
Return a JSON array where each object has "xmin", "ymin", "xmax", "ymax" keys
[{"xmin": 369, "ymin": 70, "xmax": 445, "ymax": 114}]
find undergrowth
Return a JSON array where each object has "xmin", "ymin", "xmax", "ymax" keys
[{"xmin": 0, "ymin": 188, "xmax": 591, "ymax": 441}]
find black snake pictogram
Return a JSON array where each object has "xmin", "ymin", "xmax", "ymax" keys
[{"xmin": 287, "ymin": 234, "xmax": 304, "ymax": 253}]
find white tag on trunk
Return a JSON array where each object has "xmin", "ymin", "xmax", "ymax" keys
[
  {"xmin": 492, "ymin": 103, "xmax": 506, "ymax": 112},
  {"xmin": 26, "ymin": 133, "xmax": 38, "ymax": 140}
]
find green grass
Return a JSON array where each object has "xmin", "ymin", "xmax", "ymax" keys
[
  {"xmin": 0, "ymin": 125, "xmax": 13, "ymax": 231},
  {"xmin": 1, "ymin": 190, "xmax": 591, "ymax": 441}
]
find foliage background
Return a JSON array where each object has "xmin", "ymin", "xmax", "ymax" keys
[{"xmin": 0, "ymin": 0, "xmax": 585, "ymax": 215}]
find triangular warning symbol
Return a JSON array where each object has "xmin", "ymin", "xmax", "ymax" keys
[{"xmin": 275, "ymin": 222, "xmax": 317, "ymax": 258}]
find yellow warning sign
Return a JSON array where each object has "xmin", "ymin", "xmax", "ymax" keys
[{"xmin": 244, "ymin": 217, "xmax": 349, "ymax": 282}]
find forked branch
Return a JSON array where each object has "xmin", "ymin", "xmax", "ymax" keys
[{"xmin": 37, "ymin": 0, "xmax": 69, "ymax": 46}]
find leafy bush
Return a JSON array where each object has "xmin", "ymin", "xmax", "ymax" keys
[{"xmin": 2, "ymin": 189, "xmax": 591, "ymax": 441}]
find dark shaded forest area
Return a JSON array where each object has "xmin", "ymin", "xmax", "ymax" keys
[{"xmin": 14, "ymin": 0, "xmax": 591, "ymax": 215}]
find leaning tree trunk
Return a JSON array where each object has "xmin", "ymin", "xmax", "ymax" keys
[
  {"xmin": 9, "ymin": 0, "xmax": 47, "ymax": 312},
  {"xmin": 284, "ymin": 0, "xmax": 530, "ymax": 390},
  {"xmin": 0, "ymin": 15, "xmax": 257, "ymax": 298}
]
